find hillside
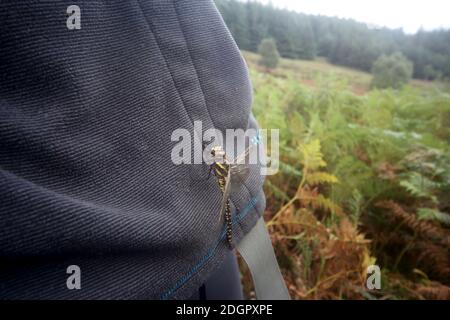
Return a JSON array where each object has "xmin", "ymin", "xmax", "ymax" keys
[
  {"xmin": 241, "ymin": 52, "xmax": 450, "ymax": 300},
  {"xmin": 215, "ymin": 0, "xmax": 450, "ymax": 81},
  {"xmin": 242, "ymin": 51, "xmax": 447, "ymax": 95}
]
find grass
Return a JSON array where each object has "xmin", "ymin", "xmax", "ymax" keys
[{"xmin": 242, "ymin": 51, "xmax": 448, "ymax": 95}]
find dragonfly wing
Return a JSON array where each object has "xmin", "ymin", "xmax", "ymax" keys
[
  {"xmin": 230, "ymin": 164, "xmax": 250, "ymax": 187},
  {"xmin": 233, "ymin": 147, "xmax": 249, "ymax": 165}
]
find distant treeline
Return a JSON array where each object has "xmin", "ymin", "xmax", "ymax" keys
[{"xmin": 215, "ymin": 0, "xmax": 450, "ymax": 80}]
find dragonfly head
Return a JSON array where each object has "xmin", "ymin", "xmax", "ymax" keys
[{"xmin": 211, "ymin": 146, "xmax": 226, "ymax": 163}]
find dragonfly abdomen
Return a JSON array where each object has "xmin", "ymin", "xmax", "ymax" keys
[{"xmin": 212, "ymin": 161, "xmax": 233, "ymax": 248}]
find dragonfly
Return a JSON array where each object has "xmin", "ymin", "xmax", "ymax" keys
[{"xmin": 209, "ymin": 143, "xmax": 255, "ymax": 248}]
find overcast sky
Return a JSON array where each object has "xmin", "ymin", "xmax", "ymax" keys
[{"xmin": 254, "ymin": 0, "xmax": 450, "ymax": 34}]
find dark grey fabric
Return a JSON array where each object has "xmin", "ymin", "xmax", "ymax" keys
[
  {"xmin": 188, "ymin": 250, "xmax": 243, "ymax": 300},
  {"xmin": 0, "ymin": 0, "xmax": 265, "ymax": 299}
]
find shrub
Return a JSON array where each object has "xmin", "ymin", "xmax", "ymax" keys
[
  {"xmin": 371, "ymin": 52, "xmax": 413, "ymax": 89},
  {"xmin": 258, "ymin": 38, "xmax": 280, "ymax": 69}
]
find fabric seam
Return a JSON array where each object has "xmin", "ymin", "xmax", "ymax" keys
[
  {"xmin": 160, "ymin": 194, "xmax": 260, "ymax": 300},
  {"xmin": 136, "ymin": 0, "xmax": 261, "ymax": 299}
]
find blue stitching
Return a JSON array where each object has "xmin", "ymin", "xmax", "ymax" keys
[{"xmin": 160, "ymin": 196, "xmax": 259, "ymax": 300}]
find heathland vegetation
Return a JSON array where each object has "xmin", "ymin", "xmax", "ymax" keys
[
  {"xmin": 242, "ymin": 50, "xmax": 450, "ymax": 299},
  {"xmin": 215, "ymin": 0, "xmax": 450, "ymax": 300}
]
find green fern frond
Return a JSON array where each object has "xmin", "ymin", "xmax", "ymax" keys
[
  {"xmin": 399, "ymin": 172, "xmax": 440, "ymax": 203},
  {"xmin": 417, "ymin": 208, "xmax": 450, "ymax": 226},
  {"xmin": 279, "ymin": 161, "xmax": 302, "ymax": 177},
  {"xmin": 299, "ymin": 139, "xmax": 326, "ymax": 170},
  {"xmin": 348, "ymin": 189, "xmax": 363, "ymax": 224},
  {"xmin": 305, "ymin": 172, "xmax": 339, "ymax": 186},
  {"xmin": 265, "ymin": 179, "xmax": 290, "ymax": 202},
  {"xmin": 310, "ymin": 194, "xmax": 344, "ymax": 216}
]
